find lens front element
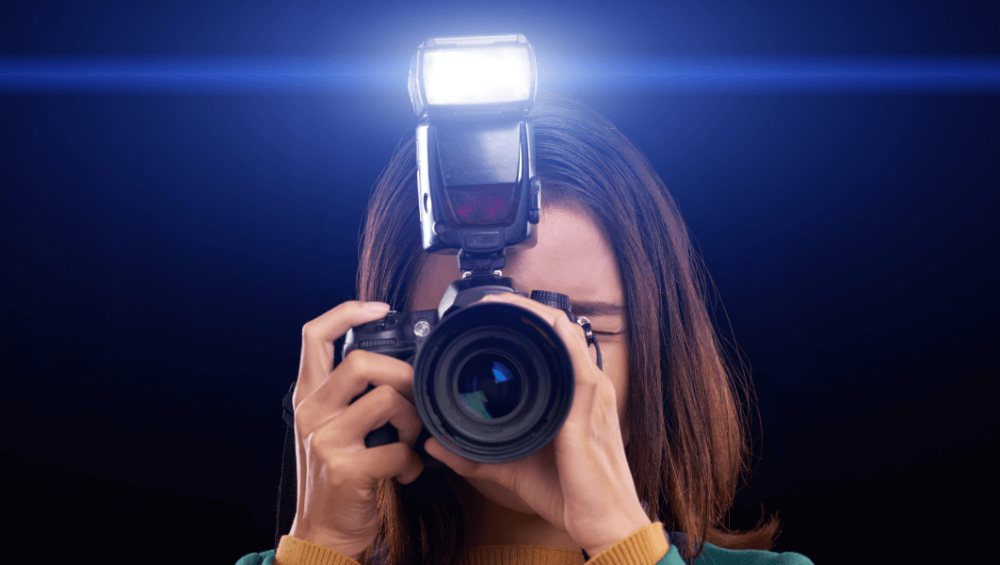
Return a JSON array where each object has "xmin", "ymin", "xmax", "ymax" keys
[
  {"xmin": 413, "ymin": 301, "xmax": 574, "ymax": 463},
  {"xmin": 457, "ymin": 353, "xmax": 523, "ymax": 420}
]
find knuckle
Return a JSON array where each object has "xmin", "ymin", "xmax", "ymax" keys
[
  {"xmin": 372, "ymin": 384, "xmax": 398, "ymax": 405},
  {"xmin": 301, "ymin": 320, "xmax": 317, "ymax": 342},
  {"xmin": 341, "ymin": 350, "xmax": 370, "ymax": 376},
  {"xmin": 544, "ymin": 304, "xmax": 565, "ymax": 319},
  {"xmin": 556, "ymin": 315, "xmax": 583, "ymax": 338},
  {"xmin": 309, "ymin": 422, "xmax": 348, "ymax": 457},
  {"xmin": 327, "ymin": 449, "xmax": 353, "ymax": 474},
  {"xmin": 576, "ymin": 367, "xmax": 599, "ymax": 389},
  {"xmin": 322, "ymin": 454, "xmax": 353, "ymax": 489},
  {"xmin": 293, "ymin": 407, "xmax": 309, "ymax": 432},
  {"xmin": 302, "ymin": 428, "xmax": 321, "ymax": 455}
]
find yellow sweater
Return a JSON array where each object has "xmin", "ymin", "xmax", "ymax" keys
[{"xmin": 274, "ymin": 522, "xmax": 669, "ymax": 565}]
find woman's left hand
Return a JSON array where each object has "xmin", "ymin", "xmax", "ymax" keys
[{"xmin": 424, "ymin": 292, "xmax": 652, "ymax": 557}]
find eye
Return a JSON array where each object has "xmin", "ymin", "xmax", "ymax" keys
[{"xmin": 592, "ymin": 330, "xmax": 624, "ymax": 341}]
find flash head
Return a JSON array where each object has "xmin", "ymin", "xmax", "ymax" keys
[{"xmin": 409, "ymin": 34, "xmax": 537, "ymax": 118}]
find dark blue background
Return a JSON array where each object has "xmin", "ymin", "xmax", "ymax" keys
[{"xmin": 2, "ymin": 1, "xmax": 997, "ymax": 562}]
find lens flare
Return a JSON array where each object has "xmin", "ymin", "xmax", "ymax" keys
[{"xmin": 2, "ymin": 55, "xmax": 998, "ymax": 94}]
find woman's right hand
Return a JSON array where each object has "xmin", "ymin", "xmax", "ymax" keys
[{"xmin": 288, "ymin": 300, "xmax": 425, "ymax": 561}]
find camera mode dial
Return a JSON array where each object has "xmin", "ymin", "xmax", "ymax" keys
[{"xmin": 529, "ymin": 290, "xmax": 571, "ymax": 315}]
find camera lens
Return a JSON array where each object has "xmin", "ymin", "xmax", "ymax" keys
[
  {"xmin": 413, "ymin": 301, "xmax": 574, "ymax": 463},
  {"xmin": 456, "ymin": 353, "xmax": 523, "ymax": 420}
]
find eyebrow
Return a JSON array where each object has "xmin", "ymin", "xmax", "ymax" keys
[{"xmin": 570, "ymin": 301, "xmax": 626, "ymax": 318}]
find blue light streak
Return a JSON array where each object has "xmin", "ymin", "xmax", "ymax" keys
[
  {"xmin": 0, "ymin": 56, "xmax": 409, "ymax": 94},
  {"xmin": 1, "ymin": 55, "xmax": 998, "ymax": 94},
  {"xmin": 545, "ymin": 56, "xmax": 1000, "ymax": 94}
]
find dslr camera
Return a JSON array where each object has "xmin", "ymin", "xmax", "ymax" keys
[{"xmin": 345, "ymin": 35, "xmax": 593, "ymax": 464}]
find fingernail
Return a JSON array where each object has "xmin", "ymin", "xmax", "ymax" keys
[{"xmin": 364, "ymin": 301, "xmax": 390, "ymax": 312}]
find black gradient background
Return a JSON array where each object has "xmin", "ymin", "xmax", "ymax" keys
[{"xmin": 1, "ymin": 1, "xmax": 997, "ymax": 563}]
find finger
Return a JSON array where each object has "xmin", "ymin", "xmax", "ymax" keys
[
  {"xmin": 332, "ymin": 384, "xmax": 424, "ymax": 447},
  {"xmin": 295, "ymin": 356, "xmax": 414, "ymax": 438},
  {"xmin": 423, "ymin": 437, "xmax": 493, "ymax": 480},
  {"xmin": 481, "ymin": 293, "xmax": 595, "ymax": 378},
  {"xmin": 361, "ymin": 441, "xmax": 425, "ymax": 484},
  {"xmin": 424, "ymin": 438, "xmax": 555, "ymax": 506},
  {"xmin": 482, "ymin": 294, "xmax": 604, "ymax": 421},
  {"xmin": 296, "ymin": 300, "xmax": 390, "ymax": 402},
  {"xmin": 480, "ymin": 293, "xmax": 590, "ymax": 349},
  {"xmin": 295, "ymin": 349, "xmax": 415, "ymax": 430}
]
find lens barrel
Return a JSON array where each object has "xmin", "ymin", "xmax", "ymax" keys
[{"xmin": 413, "ymin": 301, "xmax": 574, "ymax": 463}]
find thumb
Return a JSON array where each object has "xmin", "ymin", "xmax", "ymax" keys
[{"xmin": 424, "ymin": 438, "xmax": 502, "ymax": 483}]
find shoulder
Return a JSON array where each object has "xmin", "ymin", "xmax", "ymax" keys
[
  {"xmin": 661, "ymin": 534, "xmax": 813, "ymax": 565},
  {"xmin": 694, "ymin": 543, "xmax": 813, "ymax": 565},
  {"xmin": 235, "ymin": 549, "xmax": 275, "ymax": 565}
]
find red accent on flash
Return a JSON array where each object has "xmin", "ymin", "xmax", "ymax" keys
[{"xmin": 446, "ymin": 184, "xmax": 516, "ymax": 226}]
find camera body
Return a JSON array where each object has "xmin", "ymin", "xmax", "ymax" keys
[{"xmin": 344, "ymin": 274, "xmax": 577, "ymax": 465}]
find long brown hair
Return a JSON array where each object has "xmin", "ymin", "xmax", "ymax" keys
[{"xmin": 356, "ymin": 94, "xmax": 777, "ymax": 563}]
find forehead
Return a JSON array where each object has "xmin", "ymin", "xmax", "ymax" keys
[{"xmin": 410, "ymin": 203, "xmax": 624, "ymax": 311}]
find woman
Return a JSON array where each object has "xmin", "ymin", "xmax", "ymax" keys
[{"xmin": 238, "ymin": 95, "xmax": 811, "ymax": 565}]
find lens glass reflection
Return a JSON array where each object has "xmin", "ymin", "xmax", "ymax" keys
[{"xmin": 457, "ymin": 354, "xmax": 522, "ymax": 419}]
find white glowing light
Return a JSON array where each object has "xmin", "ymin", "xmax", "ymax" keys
[{"xmin": 422, "ymin": 45, "xmax": 533, "ymax": 106}]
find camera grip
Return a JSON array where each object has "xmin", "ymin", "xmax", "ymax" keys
[
  {"xmin": 365, "ymin": 423, "xmax": 400, "ymax": 448},
  {"xmin": 365, "ymin": 424, "xmax": 399, "ymax": 447},
  {"xmin": 350, "ymin": 384, "xmax": 401, "ymax": 448},
  {"xmin": 351, "ymin": 384, "xmax": 440, "ymax": 467}
]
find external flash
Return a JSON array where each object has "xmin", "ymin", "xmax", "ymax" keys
[{"xmin": 408, "ymin": 34, "xmax": 541, "ymax": 273}]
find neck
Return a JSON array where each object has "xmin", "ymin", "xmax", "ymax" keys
[{"xmin": 448, "ymin": 474, "xmax": 582, "ymax": 552}]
